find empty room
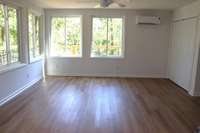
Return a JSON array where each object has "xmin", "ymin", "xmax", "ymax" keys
[{"xmin": 0, "ymin": 0, "xmax": 200, "ymax": 132}]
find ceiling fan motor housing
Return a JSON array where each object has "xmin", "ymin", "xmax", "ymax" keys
[{"xmin": 100, "ymin": 0, "xmax": 113, "ymax": 7}]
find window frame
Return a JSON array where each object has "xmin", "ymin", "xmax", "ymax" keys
[
  {"xmin": 0, "ymin": 2, "xmax": 21, "ymax": 69},
  {"xmin": 49, "ymin": 15, "xmax": 83, "ymax": 58},
  {"xmin": 28, "ymin": 11, "xmax": 42, "ymax": 63},
  {"xmin": 90, "ymin": 15, "xmax": 125, "ymax": 59}
]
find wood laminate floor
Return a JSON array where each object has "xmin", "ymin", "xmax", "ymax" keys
[{"xmin": 0, "ymin": 77, "xmax": 200, "ymax": 133}]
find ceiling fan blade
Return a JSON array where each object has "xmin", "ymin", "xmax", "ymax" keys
[
  {"xmin": 118, "ymin": 3, "xmax": 126, "ymax": 7},
  {"xmin": 108, "ymin": 2, "xmax": 124, "ymax": 8},
  {"xmin": 98, "ymin": 0, "xmax": 128, "ymax": 8},
  {"xmin": 113, "ymin": 0, "xmax": 131, "ymax": 7}
]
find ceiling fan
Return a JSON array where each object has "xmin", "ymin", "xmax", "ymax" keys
[{"xmin": 98, "ymin": 0, "xmax": 130, "ymax": 8}]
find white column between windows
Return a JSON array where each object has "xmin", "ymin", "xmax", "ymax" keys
[
  {"xmin": 32, "ymin": 15, "xmax": 36, "ymax": 58},
  {"xmin": 4, "ymin": 5, "xmax": 11, "ymax": 64}
]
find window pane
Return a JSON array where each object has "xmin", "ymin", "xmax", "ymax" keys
[
  {"xmin": 91, "ymin": 18, "xmax": 108, "ymax": 57},
  {"xmin": 51, "ymin": 17, "xmax": 65, "ymax": 56},
  {"xmin": 8, "ymin": 7, "xmax": 19, "ymax": 63},
  {"xmin": 91, "ymin": 17, "xmax": 123, "ymax": 57},
  {"xmin": 107, "ymin": 18, "xmax": 122, "ymax": 56},
  {"xmin": 29, "ymin": 14, "xmax": 34, "ymax": 59},
  {"xmin": 35, "ymin": 16, "xmax": 40, "ymax": 57},
  {"xmin": 51, "ymin": 17, "xmax": 81, "ymax": 57},
  {"xmin": 0, "ymin": 5, "xmax": 7, "ymax": 65},
  {"xmin": 29, "ymin": 13, "xmax": 40, "ymax": 60}
]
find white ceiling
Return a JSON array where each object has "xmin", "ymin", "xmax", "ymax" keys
[{"xmin": 15, "ymin": 0, "xmax": 196, "ymax": 10}]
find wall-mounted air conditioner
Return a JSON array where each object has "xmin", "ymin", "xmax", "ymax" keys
[{"xmin": 136, "ymin": 16, "xmax": 161, "ymax": 25}]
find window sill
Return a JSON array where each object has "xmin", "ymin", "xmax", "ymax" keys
[
  {"xmin": 48, "ymin": 56, "xmax": 82, "ymax": 59},
  {"xmin": 90, "ymin": 56, "xmax": 124, "ymax": 59},
  {"xmin": 30, "ymin": 57, "xmax": 44, "ymax": 64},
  {"xmin": 0, "ymin": 63, "xmax": 27, "ymax": 75}
]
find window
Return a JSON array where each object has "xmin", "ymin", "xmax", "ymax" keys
[
  {"xmin": 28, "ymin": 13, "xmax": 40, "ymax": 60},
  {"xmin": 0, "ymin": 4, "xmax": 19, "ymax": 66},
  {"xmin": 50, "ymin": 16, "xmax": 82, "ymax": 57},
  {"xmin": 91, "ymin": 17, "xmax": 124, "ymax": 58}
]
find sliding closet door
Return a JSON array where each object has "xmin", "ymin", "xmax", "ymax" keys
[{"xmin": 169, "ymin": 18, "xmax": 197, "ymax": 92}]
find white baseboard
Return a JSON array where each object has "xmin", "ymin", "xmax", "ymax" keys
[
  {"xmin": 0, "ymin": 77, "xmax": 42, "ymax": 107},
  {"xmin": 189, "ymin": 89, "xmax": 200, "ymax": 97},
  {"xmin": 47, "ymin": 73, "xmax": 168, "ymax": 79}
]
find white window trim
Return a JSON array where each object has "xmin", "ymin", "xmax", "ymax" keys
[
  {"xmin": 90, "ymin": 15, "xmax": 125, "ymax": 59},
  {"xmin": 28, "ymin": 11, "xmax": 42, "ymax": 63},
  {"xmin": 49, "ymin": 15, "xmax": 83, "ymax": 58},
  {"xmin": 0, "ymin": 3, "xmax": 22, "ymax": 70}
]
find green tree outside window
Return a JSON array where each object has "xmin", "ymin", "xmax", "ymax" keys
[
  {"xmin": 0, "ymin": 4, "xmax": 19, "ymax": 66},
  {"xmin": 51, "ymin": 17, "xmax": 81, "ymax": 57},
  {"xmin": 91, "ymin": 17, "xmax": 123, "ymax": 57}
]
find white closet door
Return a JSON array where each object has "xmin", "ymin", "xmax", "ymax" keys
[{"xmin": 169, "ymin": 18, "xmax": 197, "ymax": 92}]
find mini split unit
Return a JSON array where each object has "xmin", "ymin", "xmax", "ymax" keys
[{"xmin": 136, "ymin": 16, "xmax": 161, "ymax": 25}]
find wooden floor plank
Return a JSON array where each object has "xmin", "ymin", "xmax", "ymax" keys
[{"xmin": 0, "ymin": 77, "xmax": 200, "ymax": 133}]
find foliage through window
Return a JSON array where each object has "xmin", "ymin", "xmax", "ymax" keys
[
  {"xmin": 0, "ymin": 4, "xmax": 19, "ymax": 66},
  {"xmin": 29, "ymin": 13, "xmax": 40, "ymax": 60},
  {"xmin": 91, "ymin": 17, "xmax": 123, "ymax": 57},
  {"xmin": 50, "ymin": 16, "xmax": 81, "ymax": 57}
]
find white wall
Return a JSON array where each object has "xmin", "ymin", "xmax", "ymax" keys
[
  {"xmin": 45, "ymin": 9, "xmax": 172, "ymax": 78},
  {"xmin": 0, "ymin": 1, "xmax": 44, "ymax": 105},
  {"xmin": 169, "ymin": 0, "xmax": 200, "ymax": 96},
  {"xmin": 0, "ymin": 61, "xmax": 43, "ymax": 105}
]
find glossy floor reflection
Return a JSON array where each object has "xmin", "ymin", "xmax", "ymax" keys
[{"xmin": 0, "ymin": 77, "xmax": 200, "ymax": 133}]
